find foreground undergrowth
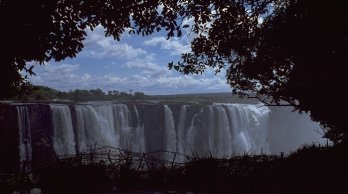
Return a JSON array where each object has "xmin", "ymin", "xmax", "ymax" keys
[{"xmin": 1, "ymin": 144, "xmax": 347, "ymax": 194}]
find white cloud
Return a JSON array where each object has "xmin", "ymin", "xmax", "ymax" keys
[
  {"xmin": 143, "ymin": 36, "xmax": 191, "ymax": 55},
  {"xmin": 83, "ymin": 26, "xmax": 147, "ymax": 59},
  {"xmin": 25, "ymin": 23, "xmax": 231, "ymax": 95},
  {"xmin": 42, "ymin": 63, "xmax": 80, "ymax": 74},
  {"xmin": 29, "ymin": 62, "xmax": 231, "ymax": 94},
  {"xmin": 89, "ymin": 43, "xmax": 147, "ymax": 59},
  {"xmin": 81, "ymin": 74, "xmax": 92, "ymax": 82},
  {"xmin": 30, "ymin": 63, "xmax": 90, "ymax": 89},
  {"xmin": 124, "ymin": 60, "xmax": 160, "ymax": 71},
  {"xmin": 122, "ymin": 54, "xmax": 168, "ymax": 77}
]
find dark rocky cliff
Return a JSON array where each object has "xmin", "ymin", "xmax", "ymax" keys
[{"xmin": 0, "ymin": 103, "xmax": 19, "ymax": 172}]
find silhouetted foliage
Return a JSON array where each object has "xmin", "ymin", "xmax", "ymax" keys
[
  {"xmin": 168, "ymin": 0, "xmax": 348, "ymax": 143},
  {"xmin": 1, "ymin": 0, "xmax": 347, "ymax": 142},
  {"xmin": 0, "ymin": 0, "xmax": 182, "ymax": 99},
  {"xmin": 1, "ymin": 145, "xmax": 347, "ymax": 193}
]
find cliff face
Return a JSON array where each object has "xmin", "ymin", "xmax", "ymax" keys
[
  {"xmin": 136, "ymin": 103, "xmax": 166, "ymax": 153},
  {"xmin": 0, "ymin": 103, "xmax": 56, "ymax": 172},
  {"xmin": 27, "ymin": 104, "xmax": 56, "ymax": 170},
  {"xmin": 0, "ymin": 103, "xmax": 19, "ymax": 172},
  {"xmin": 0, "ymin": 101, "xmax": 323, "ymax": 172}
]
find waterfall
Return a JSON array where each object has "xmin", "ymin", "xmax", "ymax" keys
[
  {"xmin": 185, "ymin": 103, "xmax": 271, "ymax": 157},
  {"xmin": 113, "ymin": 104, "xmax": 131, "ymax": 150},
  {"xmin": 27, "ymin": 103, "xmax": 272, "ymax": 158},
  {"xmin": 184, "ymin": 106, "xmax": 204, "ymax": 155},
  {"xmin": 50, "ymin": 104, "xmax": 76, "ymax": 156},
  {"xmin": 212, "ymin": 105, "xmax": 233, "ymax": 157},
  {"xmin": 73, "ymin": 103, "xmax": 147, "ymax": 153},
  {"xmin": 10, "ymin": 101, "xmax": 323, "ymax": 165},
  {"xmin": 224, "ymin": 103, "xmax": 271, "ymax": 154},
  {"xmin": 225, "ymin": 104, "xmax": 251, "ymax": 153},
  {"xmin": 131, "ymin": 105, "xmax": 145, "ymax": 153},
  {"xmin": 75, "ymin": 104, "xmax": 122, "ymax": 151},
  {"xmin": 16, "ymin": 106, "xmax": 32, "ymax": 167},
  {"xmin": 176, "ymin": 105, "xmax": 187, "ymax": 155},
  {"xmin": 164, "ymin": 105, "xmax": 176, "ymax": 153}
]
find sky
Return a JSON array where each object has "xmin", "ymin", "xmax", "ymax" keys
[{"xmin": 28, "ymin": 24, "xmax": 232, "ymax": 95}]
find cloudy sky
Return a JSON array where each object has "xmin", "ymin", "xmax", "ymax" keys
[{"xmin": 29, "ymin": 25, "xmax": 232, "ymax": 95}]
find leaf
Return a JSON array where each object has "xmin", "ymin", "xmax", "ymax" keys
[
  {"xmin": 177, "ymin": 30, "xmax": 182, "ymax": 37},
  {"xmin": 167, "ymin": 31, "xmax": 174, "ymax": 39},
  {"xmin": 168, "ymin": 62, "xmax": 174, "ymax": 70}
]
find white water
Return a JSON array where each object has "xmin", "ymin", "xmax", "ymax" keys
[
  {"xmin": 185, "ymin": 104, "xmax": 271, "ymax": 157},
  {"xmin": 15, "ymin": 102, "xmax": 323, "ymax": 159},
  {"xmin": 75, "ymin": 104, "xmax": 119, "ymax": 151},
  {"xmin": 73, "ymin": 104, "xmax": 146, "ymax": 153},
  {"xmin": 131, "ymin": 105, "xmax": 145, "ymax": 153},
  {"xmin": 164, "ymin": 105, "xmax": 176, "ymax": 153},
  {"xmin": 225, "ymin": 104, "xmax": 271, "ymax": 154},
  {"xmin": 50, "ymin": 104, "xmax": 76, "ymax": 156},
  {"xmin": 176, "ymin": 105, "xmax": 187, "ymax": 155},
  {"xmin": 16, "ymin": 106, "xmax": 32, "ymax": 167}
]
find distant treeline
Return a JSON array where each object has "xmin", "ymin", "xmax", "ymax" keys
[{"xmin": 19, "ymin": 86, "xmax": 152, "ymax": 101}]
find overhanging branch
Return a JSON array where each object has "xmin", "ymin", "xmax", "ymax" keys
[{"xmin": 246, "ymin": 94, "xmax": 292, "ymax": 107}]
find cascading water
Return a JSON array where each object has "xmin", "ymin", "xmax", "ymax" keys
[
  {"xmin": 183, "ymin": 103, "xmax": 271, "ymax": 157},
  {"xmin": 164, "ymin": 105, "xmax": 176, "ymax": 153},
  {"xmin": 131, "ymin": 105, "xmax": 145, "ymax": 153},
  {"xmin": 224, "ymin": 104, "xmax": 271, "ymax": 154},
  {"xmin": 16, "ymin": 106, "xmax": 32, "ymax": 168},
  {"xmin": 50, "ymin": 104, "xmax": 76, "ymax": 156},
  {"xmin": 75, "ymin": 104, "xmax": 120, "ymax": 151},
  {"xmin": 176, "ymin": 105, "xmax": 187, "ymax": 155},
  {"xmin": 213, "ymin": 105, "xmax": 233, "ymax": 157},
  {"xmin": 11, "ymin": 102, "xmax": 323, "ymax": 162},
  {"xmin": 73, "ymin": 103, "xmax": 144, "ymax": 153}
]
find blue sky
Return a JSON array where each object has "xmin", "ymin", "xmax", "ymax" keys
[{"xmin": 28, "ymin": 24, "xmax": 232, "ymax": 95}]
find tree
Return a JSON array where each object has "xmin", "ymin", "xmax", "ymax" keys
[
  {"xmin": 0, "ymin": 0, "xmax": 182, "ymax": 98},
  {"xmin": 133, "ymin": 92, "xmax": 147, "ymax": 100},
  {"xmin": 1, "ymin": 0, "xmax": 346, "ymax": 143},
  {"xmin": 169, "ymin": 0, "xmax": 348, "ymax": 143},
  {"xmin": 90, "ymin": 88, "xmax": 105, "ymax": 100},
  {"xmin": 30, "ymin": 86, "xmax": 59, "ymax": 100}
]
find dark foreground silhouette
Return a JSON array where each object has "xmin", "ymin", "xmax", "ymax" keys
[{"xmin": 1, "ymin": 144, "xmax": 347, "ymax": 194}]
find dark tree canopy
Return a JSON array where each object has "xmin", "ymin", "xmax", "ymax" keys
[
  {"xmin": 0, "ymin": 0, "xmax": 182, "ymax": 98},
  {"xmin": 1, "ymin": 0, "xmax": 347, "ymax": 143},
  {"xmin": 170, "ymin": 0, "xmax": 348, "ymax": 143}
]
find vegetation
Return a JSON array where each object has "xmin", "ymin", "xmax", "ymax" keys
[
  {"xmin": 17, "ymin": 86, "xmax": 260, "ymax": 103},
  {"xmin": 17, "ymin": 86, "xmax": 152, "ymax": 101},
  {"xmin": 153, "ymin": 92, "xmax": 259, "ymax": 104},
  {"xmin": 1, "ymin": 0, "xmax": 346, "ymax": 143},
  {"xmin": 1, "ymin": 144, "xmax": 346, "ymax": 193},
  {"xmin": 0, "ymin": 0, "xmax": 183, "ymax": 99},
  {"xmin": 1, "ymin": 1, "xmax": 346, "ymax": 192},
  {"xmin": 167, "ymin": 0, "xmax": 347, "ymax": 144}
]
